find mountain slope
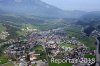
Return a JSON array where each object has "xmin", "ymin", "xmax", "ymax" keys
[
  {"xmin": 0, "ymin": 0, "xmax": 86, "ymax": 18},
  {"xmin": 0, "ymin": 0, "xmax": 66, "ymax": 18},
  {"xmin": 76, "ymin": 11, "xmax": 100, "ymax": 26}
]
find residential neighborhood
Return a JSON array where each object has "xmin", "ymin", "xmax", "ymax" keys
[{"xmin": 0, "ymin": 27, "xmax": 97, "ymax": 66}]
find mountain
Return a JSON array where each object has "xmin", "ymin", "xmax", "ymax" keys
[
  {"xmin": 76, "ymin": 11, "xmax": 100, "ymax": 26},
  {"xmin": 64, "ymin": 10, "xmax": 86, "ymax": 18},
  {"xmin": 0, "ymin": 0, "xmax": 66, "ymax": 18},
  {"xmin": 0, "ymin": 0, "xmax": 86, "ymax": 18}
]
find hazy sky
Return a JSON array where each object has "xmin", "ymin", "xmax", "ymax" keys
[{"xmin": 41, "ymin": 0, "xmax": 100, "ymax": 11}]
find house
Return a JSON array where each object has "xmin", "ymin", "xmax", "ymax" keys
[{"xmin": 29, "ymin": 52, "xmax": 40, "ymax": 61}]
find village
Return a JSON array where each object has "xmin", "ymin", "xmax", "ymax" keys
[{"xmin": 0, "ymin": 27, "xmax": 95, "ymax": 66}]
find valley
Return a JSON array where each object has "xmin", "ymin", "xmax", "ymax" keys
[
  {"xmin": 0, "ymin": 0, "xmax": 100, "ymax": 66},
  {"xmin": 0, "ymin": 16, "xmax": 97, "ymax": 66}
]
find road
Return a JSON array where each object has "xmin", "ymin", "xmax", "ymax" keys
[
  {"xmin": 96, "ymin": 37, "xmax": 100, "ymax": 66},
  {"xmin": 42, "ymin": 44, "xmax": 49, "ymax": 66}
]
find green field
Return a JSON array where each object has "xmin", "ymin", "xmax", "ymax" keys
[
  {"xmin": 1, "ymin": 62, "xmax": 14, "ymax": 66},
  {"xmin": 60, "ymin": 43, "xmax": 77, "ymax": 48},
  {"xmin": 30, "ymin": 45, "xmax": 44, "ymax": 51},
  {"xmin": 0, "ymin": 23, "xmax": 6, "ymax": 33},
  {"xmin": 65, "ymin": 25, "xmax": 96, "ymax": 50},
  {"xmin": 0, "ymin": 55, "xmax": 8, "ymax": 64},
  {"xmin": 16, "ymin": 24, "xmax": 38, "ymax": 36},
  {"xmin": 0, "ymin": 44, "xmax": 10, "ymax": 65},
  {"xmin": 30, "ymin": 45, "xmax": 46, "ymax": 60},
  {"xmin": 78, "ymin": 36, "xmax": 96, "ymax": 50},
  {"xmin": 84, "ymin": 54, "xmax": 96, "ymax": 59}
]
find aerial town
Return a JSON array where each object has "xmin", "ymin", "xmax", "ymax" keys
[
  {"xmin": 0, "ymin": 27, "xmax": 98, "ymax": 66},
  {"xmin": 0, "ymin": 0, "xmax": 100, "ymax": 66}
]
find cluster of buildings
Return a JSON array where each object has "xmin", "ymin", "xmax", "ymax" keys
[
  {"xmin": 6, "ymin": 43, "xmax": 26, "ymax": 60},
  {"xmin": 91, "ymin": 30, "xmax": 100, "ymax": 36},
  {"xmin": 4, "ymin": 27, "xmax": 96, "ymax": 66},
  {"xmin": 21, "ymin": 27, "xmax": 38, "ymax": 32},
  {"xmin": 66, "ymin": 40, "xmax": 81, "ymax": 45},
  {"xmin": 0, "ymin": 31, "xmax": 9, "ymax": 40}
]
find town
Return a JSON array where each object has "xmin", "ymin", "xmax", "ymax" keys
[{"xmin": 0, "ymin": 26, "xmax": 97, "ymax": 66}]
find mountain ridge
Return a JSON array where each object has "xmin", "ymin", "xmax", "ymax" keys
[{"xmin": 0, "ymin": 0, "xmax": 87, "ymax": 18}]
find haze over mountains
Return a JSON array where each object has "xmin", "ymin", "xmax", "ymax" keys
[
  {"xmin": 0, "ymin": 0, "xmax": 87, "ymax": 18},
  {"xmin": 0, "ymin": 0, "xmax": 100, "ymax": 25},
  {"xmin": 77, "ymin": 11, "xmax": 100, "ymax": 26}
]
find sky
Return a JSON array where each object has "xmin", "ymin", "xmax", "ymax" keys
[{"xmin": 41, "ymin": 0, "xmax": 100, "ymax": 11}]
